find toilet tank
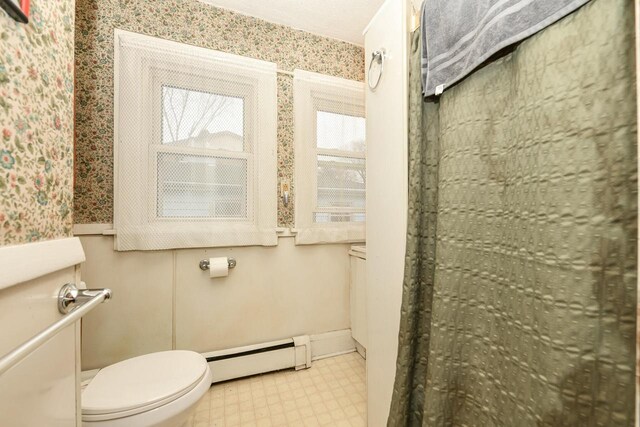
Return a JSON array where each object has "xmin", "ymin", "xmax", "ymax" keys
[{"xmin": 349, "ymin": 245, "xmax": 367, "ymax": 350}]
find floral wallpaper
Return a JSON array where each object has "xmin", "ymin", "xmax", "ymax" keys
[
  {"xmin": 74, "ymin": 0, "xmax": 365, "ymax": 227},
  {"xmin": 0, "ymin": 0, "xmax": 75, "ymax": 245}
]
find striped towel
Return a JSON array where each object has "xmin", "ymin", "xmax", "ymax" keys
[{"xmin": 421, "ymin": 0, "xmax": 590, "ymax": 96}]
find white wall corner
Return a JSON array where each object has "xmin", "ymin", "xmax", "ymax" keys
[
  {"xmin": 310, "ymin": 329, "xmax": 356, "ymax": 361},
  {"xmin": 355, "ymin": 341, "xmax": 367, "ymax": 359}
]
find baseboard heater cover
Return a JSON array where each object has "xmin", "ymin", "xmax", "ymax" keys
[
  {"xmin": 205, "ymin": 342, "xmax": 294, "ymax": 362},
  {"xmin": 80, "ymin": 330, "xmax": 355, "ymax": 386},
  {"xmin": 204, "ymin": 335, "xmax": 312, "ymax": 383}
]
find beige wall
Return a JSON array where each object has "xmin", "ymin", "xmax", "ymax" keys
[{"xmin": 80, "ymin": 236, "xmax": 351, "ymax": 370}]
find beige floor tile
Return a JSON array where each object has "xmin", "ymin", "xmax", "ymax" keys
[
  {"xmin": 301, "ymin": 416, "xmax": 321, "ymax": 427},
  {"xmin": 343, "ymin": 404, "xmax": 359, "ymax": 418},
  {"xmin": 282, "ymin": 400, "xmax": 297, "ymax": 412},
  {"xmin": 269, "ymin": 403, "xmax": 285, "ymax": 415},
  {"xmin": 225, "ymin": 413, "xmax": 240, "ymax": 426},
  {"xmin": 225, "ymin": 403, "xmax": 240, "ymax": 416},
  {"xmin": 285, "ymin": 409, "xmax": 301, "ymax": 422},
  {"xmin": 308, "ymin": 394, "xmax": 322, "ymax": 405},
  {"xmin": 304, "ymin": 385, "xmax": 319, "ymax": 396},
  {"xmin": 332, "ymin": 387, "xmax": 347, "ymax": 398},
  {"xmin": 316, "ymin": 413, "xmax": 333, "ymax": 425},
  {"xmin": 255, "ymin": 406, "xmax": 270, "ymax": 419},
  {"xmin": 253, "ymin": 397, "xmax": 268, "ymax": 409},
  {"xmin": 349, "ymin": 415, "xmax": 366, "ymax": 427},
  {"xmin": 239, "ymin": 401, "xmax": 253, "ymax": 412},
  {"xmin": 265, "ymin": 386, "xmax": 278, "ymax": 396},
  {"xmin": 299, "ymin": 405, "xmax": 315, "ymax": 418},
  {"xmin": 325, "ymin": 399, "xmax": 340, "ymax": 411},
  {"xmin": 270, "ymin": 413, "xmax": 287, "ymax": 426},
  {"xmin": 194, "ymin": 411, "xmax": 210, "ymax": 423},
  {"xmin": 255, "ymin": 418, "xmax": 273, "ymax": 427},
  {"xmin": 331, "ymin": 407, "xmax": 347, "ymax": 421},
  {"xmin": 311, "ymin": 402, "xmax": 328, "ymax": 415},
  {"xmin": 200, "ymin": 352, "xmax": 365, "ymax": 426},
  {"xmin": 295, "ymin": 396, "xmax": 311, "ymax": 408},
  {"xmin": 338, "ymin": 396, "xmax": 353, "ymax": 409},
  {"xmin": 239, "ymin": 412, "xmax": 255, "ymax": 424},
  {"xmin": 280, "ymin": 390, "xmax": 295, "ymax": 401},
  {"xmin": 315, "ymin": 382, "xmax": 330, "ymax": 392},
  {"xmin": 209, "ymin": 409, "xmax": 223, "ymax": 421},
  {"xmin": 266, "ymin": 394, "xmax": 280, "ymax": 405}
]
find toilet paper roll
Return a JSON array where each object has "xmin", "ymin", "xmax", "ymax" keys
[{"xmin": 208, "ymin": 257, "xmax": 229, "ymax": 278}]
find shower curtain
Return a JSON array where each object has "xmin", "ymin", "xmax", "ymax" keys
[{"xmin": 389, "ymin": 0, "xmax": 637, "ymax": 425}]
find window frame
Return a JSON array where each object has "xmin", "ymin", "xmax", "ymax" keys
[
  {"xmin": 113, "ymin": 30, "xmax": 278, "ymax": 251},
  {"xmin": 148, "ymin": 67, "xmax": 255, "ymax": 223},
  {"xmin": 293, "ymin": 69, "xmax": 366, "ymax": 245}
]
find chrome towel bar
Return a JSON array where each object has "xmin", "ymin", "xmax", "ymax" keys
[{"xmin": 0, "ymin": 283, "xmax": 111, "ymax": 376}]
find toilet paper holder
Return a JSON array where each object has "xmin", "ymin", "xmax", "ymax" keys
[{"xmin": 199, "ymin": 258, "xmax": 237, "ymax": 271}]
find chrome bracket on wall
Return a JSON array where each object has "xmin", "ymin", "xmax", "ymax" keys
[
  {"xmin": 58, "ymin": 283, "xmax": 112, "ymax": 314},
  {"xmin": 368, "ymin": 49, "xmax": 385, "ymax": 91},
  {"xmin": 199, "ymin": 258, "xmax": 237, "ymax": 271}
]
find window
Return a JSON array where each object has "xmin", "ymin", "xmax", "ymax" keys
[
  {"xmin": 156, "ymin": 87, "xmax": 248, "ymax": 220},
  {"xmin": 114, "ymin": 30, "xmax": 277, "ymax": 251},
  {"xmin": 293, "ymin": 70, "xmax": 366, "ymax": 244}
]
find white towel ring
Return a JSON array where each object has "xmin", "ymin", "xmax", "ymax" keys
[{"xmin": 368, "ymin": 49, "xmax": 385, "ymax": 91}]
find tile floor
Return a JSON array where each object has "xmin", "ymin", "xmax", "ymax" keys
[{"xmin": 192, "ymin": 351, "xmax": 367, "ymax": 426}]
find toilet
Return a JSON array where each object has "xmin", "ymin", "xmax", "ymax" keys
[{"xmin": 82, "ymin": 350, "xmax": 212, "ymax": 427}]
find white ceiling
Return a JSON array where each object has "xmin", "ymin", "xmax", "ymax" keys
[{"xmin": 199, "ymin": 0, "xmax": 387, "ymax": 46}]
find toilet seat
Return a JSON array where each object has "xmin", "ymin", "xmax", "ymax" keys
[{"xmin": 82, "ymin": 350, "xmax": 209, "ymax": 422}]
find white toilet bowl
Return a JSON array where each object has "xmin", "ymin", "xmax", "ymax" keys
[{"xmin": 82, "ymin": 350, "xmax": 212, "ymax": 427}]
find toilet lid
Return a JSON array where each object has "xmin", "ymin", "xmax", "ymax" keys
[{"xmin": 82, "ymin": 350, "xmax": 208, "ymax": 419}]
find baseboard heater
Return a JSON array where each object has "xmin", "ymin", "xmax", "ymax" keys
[
  {"xmin": 80, "ymin": 330, "xmax": 355, "ymax": 386},
  {"xmin": 203, "ymin": 335, "xmax": 312, "ymax": 383}
]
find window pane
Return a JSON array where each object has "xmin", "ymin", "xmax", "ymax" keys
[
  {"xmin": 157, "ymin": 153, "xmax": 247, "ymax": 219},
  {"xmin": 316, "ymin": 111, "xmax": 365, "ymax": 152},
  {"xmin": 314, "ymin": 212, "xmax": 365, "ymax": 223},
  {"xmin": 162, "ymin": 86, "xmax": 244, "ymax": 152},
  {"xmin": 316, "ymin": 154, "xmax": 365, "ymax": 211}
]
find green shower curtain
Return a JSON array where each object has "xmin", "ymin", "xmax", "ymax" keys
[{"xmin": 389, "ymin": 0, "xmax": 637, "ymax": 425}]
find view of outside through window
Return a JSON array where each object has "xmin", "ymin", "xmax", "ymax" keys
[
  {"xmin": 157, "ymin": 86, "xmax": 248, "ymax": 218},
  {"xmin": 156, "ymin": 87, "xmax": 365, "ymax": 223},
  {"xmin": 315, "ymin": 110, "xmax": 366, "ymax": 223}
]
